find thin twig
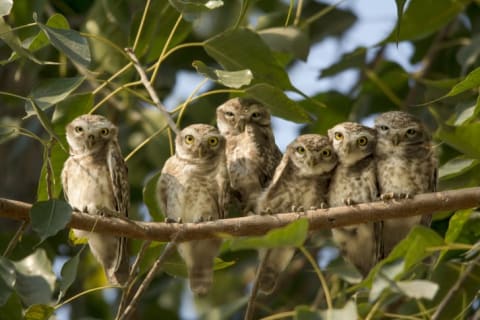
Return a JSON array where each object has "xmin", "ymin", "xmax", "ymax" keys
[
  {"xmin": 299, "ymin": 246, "xmax": 332, "ymax": 309},
  {"xmin": 124, "ymin": 48, "xmax": 179, "ymax": 136},
  {"xmin": 120, "ymin": 238, "xmax": 179, "ymax": 320},
  {"xmin": 245, "ymin": 250, "xmax": 272, "ymax": 320},
  {"xmin": 116, "ymin": 240, "xmax": 152, "ymax": 319},
  {"xmin": 431, "ymin": 253, "xmax": 480, "ymax": 320},
  {"xmin": 1, "ymin": 187, "xmax": 480, "ymax": 242},
  {"xmin": 2, "ymin": 221, "xmax": 28, "ymax": 257}
]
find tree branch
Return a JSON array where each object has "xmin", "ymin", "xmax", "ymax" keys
[{"xmin": 1, "ymin": 187, "xmax": 480, "ymax": 242}]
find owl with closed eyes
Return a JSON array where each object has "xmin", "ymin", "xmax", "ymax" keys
[
  {"xmin": 256, "ymin": 134, "xmax": 338, "ymax": 294},
  {"xmin": 375, "ymin": 111, "xmax": 437, "ymax": 256},
  {"xmin": 62, "ymin": 114, "xmax": 130, "ymax": 285},
  {"xmin": 327, "ymin": 122, "xmax": 381, "ymax": 275},
  {"xmin": 157, "ymin": 124, "xmax": 229, "ymax": 295},
  {"xmin": 216, "ymin": 97, "xmax": 282, "ymax": 214}
]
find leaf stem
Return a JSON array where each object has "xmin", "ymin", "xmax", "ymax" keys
[{"xmin": 132, "ymin": 0, "xmax": 152, "ymax": 51}]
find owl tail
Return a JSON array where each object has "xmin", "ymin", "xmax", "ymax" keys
[
  {"xmin": 258, "ymin": 247, "xmax": 296, "ymax": 295},
  {"xmin": 108, "ymin": 237, "xmax": 130, "ymax": 286},
  {"xmin": 188, "ymin": 264, "xmax": 214, "ymax": 296}
]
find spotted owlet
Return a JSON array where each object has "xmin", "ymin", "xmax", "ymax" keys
[
  {"xmin": 61, "ymin": 114, "xmax": 130, "ymax": 285},
  {"xmin": 327, "ymin": 122, "xmax": 381, "ymax": 275},
  {"xmin": 157, "ymin": 124, "xmax": 229, "ymax": 295},
  {"xmin": 374, "ymin": 111, "xmax": 437, "ymax": 256},
  {"xmin": 216, "ymin": 98, "xmax": 282, "ymax": 214},
  {"xmin": 256, "ymin": 134, "xmax": 337, "ymax": 294}
]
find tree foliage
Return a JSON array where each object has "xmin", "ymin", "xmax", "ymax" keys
[{"xmin": 0, "ymin": 0, "xmax": 479, "ymax": 319}]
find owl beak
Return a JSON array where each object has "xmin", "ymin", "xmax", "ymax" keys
[
  {"xmin": 236, "ymin": 117, "xmax": 246, "ymax": 132},
  {"xmin": 87, "ymin": 135, "xmax": 95, "ymax": 148},
  {"xmin": 392, "ymin": 134, "xmax": 400, "ymax": 146}
]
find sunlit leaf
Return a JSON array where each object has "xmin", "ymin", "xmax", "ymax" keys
[
  {"xmin": 30, "ymin": 199, "xmax": 72, "ymax": 243},
  {"xmin": 436, "ymin": 123, "xmax": 480, "ymax": 158},
  {"xmin": 13, "ymin": 249, "xmax": 56, "ymax": 305},
  {"xmin": 230, "ymin": 218, "xmax": 309, "ymax": 250},
  {"xmin": 295, "ymin": 300, "xmax": 357, "ymax": 320},
  {"xmin": 258, "ymin": 27, "xmax": 309, "ymax": 61},
  {"xmin": 203, "ymin": 28, "xmax": 294, "ymax": 90},
  {"xmin": 24, "ymin": 304, "xmax": 54, "ymax": 320},
  {"xmin": 439, "ymin": 157, "xmax": 479, "ymax": 180},
  {"xmin": 446, "ymin": 66, "xmax": 480, "ymax": 97},
  {"xmin": 0, "ymin": 257, "xmax": 15, "ymax": 306},
  {"xmin": 192, "ymin": 60, "xmax": 253, "ymax": 89},
  {"xmin": 37, "ymin": 20, "xmax": 91, "ymax": 67},
  {"xmin": 245, "ymin": 83, "xmax": 311, "ymax": 123},
  {"xmin": 397, "ymin": 280, "xmax": 439, "ymax": 300},
  {"xmin": 169, "ymin": 0, "xmax": 223, "ymax": 20},
  {"xmin": 143, "ymin": 171, "xmax": 162, "ymax": 221}
]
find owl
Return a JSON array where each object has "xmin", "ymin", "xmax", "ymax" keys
[
  {"xmin": 216, "ymin": 97, "xmax": 282, "ymax": 214},
  {"xmin": 256, "ymin": 134, "xmax": 337, "ymax": 294},
  {"xmin": 61, "ymin": 114, "xmax": 130, "ymax": 285},
  {"xmin": 157, "ymin": 124, "xmax": 229, "ymax": 295},
  {"xmin": 327, "ymin": 122, "xmax": 381, "ymax": 275},
  {"xmin": 374, "ymin": 111, "xmax": 437, "ymax": 256}
]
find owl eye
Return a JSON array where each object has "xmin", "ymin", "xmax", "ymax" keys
[
  {"xmin": 208, "ymin": 137, "xmax": 219, "ymax": 147},
  {"xmin": 322, "ymin": 149, "xmax": 332, "ymax": 157},
  {"xmin": 224, "ymin": 111, "xmax": 235, "ymax": 118},
  {"xmin": 251, "ymin": 112, "xmax": 261, "ymax": 119},
  {"xmin": 334, "ymin": 132, "xmax": 343, "ymax": 140},
  {"xmin": 296, "ymin": 146, "xmax": 306, "ymax": 154},
  {"xmin": 357, "ymin": 136, "xmax": 368, "ymax": 146},
  {"xmin": 74, "ymin": 126, "xmax": 83, "ymax": 133},
  {"xmin": 101, "ymin": 128, "xmax": 109, "ymax": 136},
  {"xmin": 185, "ymin": 135, "xmax": 195, "ymax": 144},
  {"xmin": 406, "ymin": 128, "xmax": 416, "ymax": 136},
  {"xmin": 380, "ymin": 125, "xmax": 389, "ymax": 131}
]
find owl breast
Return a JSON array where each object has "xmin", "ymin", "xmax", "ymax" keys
[{"xmin": 377, "ymin": 157, "xmax": 431, "ymax": 194}]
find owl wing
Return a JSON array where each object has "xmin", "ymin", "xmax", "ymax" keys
[
  {"xmin": 157, "ymin": 157, "xmax": 181, "ymax": 221},
  {"xmin": 420, "ymin": 161, "xmax": 438, "ymax": 226},
  {"xmin": 61, "ymin": 158, "xmax": 72, "ymax": 203},
  {"xmin": 107, "ymin": 141, "xmax": 130, "ymax": 217},
  {"xmin": 217, "ymin": 165, "xmax": 231, "ymax": 219},
  {"xmin": 259, "ymin": 144, "xmax": 282, "ymax": 188}
]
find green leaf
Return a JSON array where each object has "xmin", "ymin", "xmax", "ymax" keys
[
  {"xmin": 245, "ymin": 83, "xmax": 311, "ymax": 123},
  {"xmin": 25, "ymin": 76, "xmax": 85, "ymax": 115},
  {"xmin": 37, "ymin": 21, "xmax": 91, "ymax": 67},
  {"xmin": 396, "ymin": 280, "xmax": 439, "ymax": 300},
  {"xmin": 0, "ymin": 0, "xmax": 13, "ymax": 16},
  {"xmin": 169, "ymin": 0, "xmax": 223, "ymax": 21},
  {"xmin": 258, "ymin": 27, "xmax": 309, "ymax": 61},
  {"xmin": 319, "ymin": 47, "xmax": 367, "ymax": 78},
  {"xmin": 446, "ymin": 66, "xmax": 480, "ymax": 97},
  {"xmin": 436, "ymin": 123, "xmax": 480, "ymax": 158},
  {"xmin": 57, "ymin": 251, "xmax": 81, "ymax": 301},
  {"xmin": 30, "ymin": 199, "xmax": 72, "ymax": 244},
  {"xmin": 445, "ymin": 209, "xmax": 472, "ymax": 244},
  {"xmin": 0, "ymin": 17, "xmax": 42, "ymax": 64},
  {"xmin": 439, "ymin": 157, "xmax": 479, "ymax": 180},
  {"xmin": 13, "ymin": 249, "xmax": 56, "ymax": 305},
  {"xmin": 143, "ymin": 171, "xmax": 163, "ymax": 221},
  {"xmin": 24, "ymin": 304, "xmax": 54, "ymax": 320},
  {"xmin": 0, "ymin": 257, "xmax": 15, "ymax": 306},
  {"xmin": 203, "ymin": 28, "xmax": 294, "ymax": 90},
  {"xmin": 192, "ymin": 60, "xmax": 253, "ymax": 89},
  {"xmin": 230, "ymin": 219, "xmax": 309, "ymax": 251},
  {"xmin": 0, "ymin": 293, "xmax": 22, "ymax": 320},
  {"xmin": 385, "ymin": 0, "xmax": 468, "ymax": 42},
  {"xmin": 394, "ymin": 0, "xmax": 408, "ymax": 43},
  {"xmin": 295, "ymin": 301, "xmax": 357, "ymax": 320}
]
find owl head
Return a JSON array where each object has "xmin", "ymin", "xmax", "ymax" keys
[
  {"xmin": 66, "ymin": 114, "xmax": 118, "ymax": 155},
  {"xmin": 374, "ymin": 111, "xmax": 430, "ymax": 155},
  {"xmin": 175, "ymin": 124, "xmax": 225, "ymax": 162},
  {"xmin": 216, "ymin": 97, "xmax": 272, "ymax": 135},
  {"xmin": 286, "ymin": 134, "xmax": 337, "ymax": 177},
  {"xmin": 328, "ymin": 122, "xmax": 376, "ymax": 166}
]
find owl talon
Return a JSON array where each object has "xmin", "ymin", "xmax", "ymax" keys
[
  {"xmin": 320, "ymin": 202, "xmax": 329, "ymax": 209},
  {"xmin": 380, "ymin": 192, "xmax": 395, "ymax": 201},
  {"xmin": 260, "ymin": 208, "xmax": 273, "ymax": 215},
  {"xmin": 194, "ymin": 217, "xmax": 204, "ymax": 223},
  {"xmin": 344, "ymin": 198, "xmax": 355, "ymax": 206},
  {"xmin": 165, "ymin": 217, "xmax": 181, "ymax": 223},
  {"xmin": 82, "ymin": 206, "xmax": 89, "ymax": 213}
]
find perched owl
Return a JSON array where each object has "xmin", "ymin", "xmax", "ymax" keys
[
  {"xmin": 216, "ymin": 98, "xmax": 282, "ymax": 214},
  {"xmin": 256, "ymin": 134, "xmax": 337, "ymax": 294},
  {"xmin": 157, "ymin": 124, "xmax": 229, "ymax": 295},
  {"xmin": 374, "ymin": 111, "xmax": 437, "ymax": 256},
  {"xmin": 327, "ymin": 122, "xmax": 381, "ymax": 275},
  {"xmin": 62, "ymin": 114, "xmax": 130, "ymax": 285}
]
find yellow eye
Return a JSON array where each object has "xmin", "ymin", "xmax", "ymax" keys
[
  {"xmin": 334, "ymin": 132, "xmax": 343, "ymax": 140},
  {"xmin": 101, "ymin": 128, "xmax": 109, "ymax": 135},
  {"xmin": 296, "ymin": 146, "xmax": 305, "ymax": 154},
  {"xmin": 208, "ymin": 137, "xmax": 219, "ymax": 146},
  {"xmin": 185, "ymin": 135, "xmax": 195, "ymax": 144},
  {"xmin": 225, "ymin": 111, "xmax": 235, "ymax": 118},
  {"xmin": 74, "ymin": 126, "xmax": 83, "ymax": 133},
  {"xmin": 406, "ymin": 128, "xmax": 416, "ymax": 136},
  {"xmin": 358, "ymin": 136, "xmax": 368, "ymax": 146},
  {"xmin": 322, "ymin": 149, "xmax": 332, "ymax": 157}
]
